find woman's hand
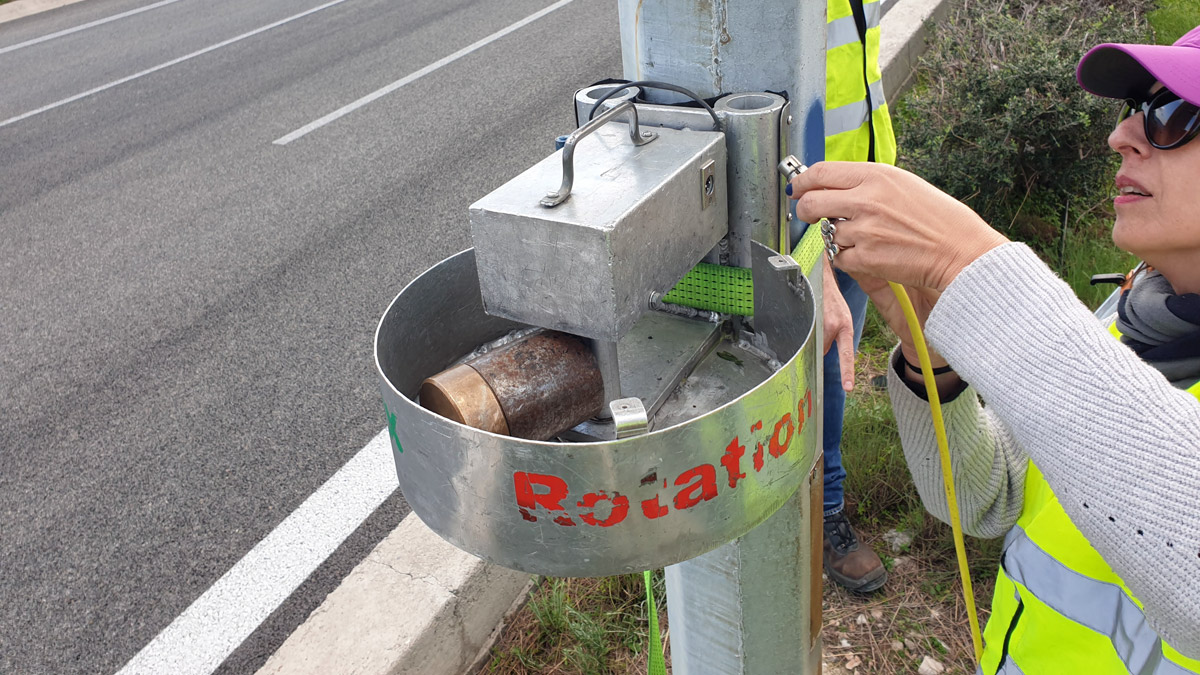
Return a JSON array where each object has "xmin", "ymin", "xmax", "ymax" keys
[
  {"xmin": 822, "ymin": 257, "xmax": 857, "ymax": 392},
  {"xmin": 789, "ymin": 162, "xmax": 1008, "ymax": 292},
  {"xmin": 857, "ymin": 275, "xmax": 965, "ymax": 395},
  {"xmin": 854, "ymin": 276, "xmax": 944, "ymax": 368}
]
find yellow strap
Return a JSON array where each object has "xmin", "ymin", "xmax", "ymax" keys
[{"xmin": 790, "ymin": 220, "xmax": 827, "ymax": 275}]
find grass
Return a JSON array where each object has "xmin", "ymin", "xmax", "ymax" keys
[
  {"xmin": 1149, "ymin": 0, "xmax": 1200, "ymax": 42},
  {"xmin": 821, "ymin": 523, "xmax": 1002, "ymax": 674},
  {"xmin": 482, "ymin": 574, "xmax": 666, "ymax": 675}
]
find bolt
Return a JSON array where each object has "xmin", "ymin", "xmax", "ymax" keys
[{"xmin": 705, "ymin": 175, "xmax": 715, "ymax": 196}]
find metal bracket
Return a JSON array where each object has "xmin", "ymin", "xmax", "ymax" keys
[
  {"xmin": 610, "ymin": 397, "xmax": 649, "ymax": 439},
  {"xmin": 768, "ymin": 253, "xmax": 807, "ymax": 300},
  {"xmin": 541, "ymin": 101, "xmax": 657, "ymax": 208},
  {"xmin": 767, "ymin": 254, "xmax": 800, "ymax": 272}
]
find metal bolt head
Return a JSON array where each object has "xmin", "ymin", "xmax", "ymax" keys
[{"xmin": 700, "ymin": 159, "xmax": 717, "ymax": 210}]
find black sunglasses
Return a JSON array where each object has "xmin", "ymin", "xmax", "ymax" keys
[{"xmin": 1118, "ymin": 88, "xmax": 1200, "ymax": 150}]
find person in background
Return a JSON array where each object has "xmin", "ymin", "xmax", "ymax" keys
[
  {"xmin": 814, "ymin": 0, "xmax": 897, "ymax": 593},
  {"xmin": 791, "ymin": 25, "xmax": 1200, "ymax": 673}
]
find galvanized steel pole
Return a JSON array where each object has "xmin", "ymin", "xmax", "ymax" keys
[{"xmin": 616, "ymin": 1, "xmax": 827, "ymax": 672}]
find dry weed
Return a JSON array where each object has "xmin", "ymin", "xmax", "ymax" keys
[{"xmin": 820, "ymin": 527, "xmax": 997, "ymax": 675}]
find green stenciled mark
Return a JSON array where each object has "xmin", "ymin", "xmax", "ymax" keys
[{"xmin": 384, "ymin": 400, "xmax": 402, "ymax": 453}]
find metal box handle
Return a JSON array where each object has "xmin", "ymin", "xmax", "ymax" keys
[{"xmin": 540, "ymin": 101, "xmax": 657, "ymax": 208}]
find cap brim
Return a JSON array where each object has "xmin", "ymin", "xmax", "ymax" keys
[{"xmin": 1077, "ymin": 42, "xmax": 1200, "ymax": 105}]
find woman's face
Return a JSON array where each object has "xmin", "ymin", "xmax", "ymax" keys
[{"xmin": 1108, "ymin": 83, "xmax": 1200, "ymax": 291}]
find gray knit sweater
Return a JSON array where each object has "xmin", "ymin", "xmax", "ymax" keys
[{"xmin": 887, "ymin": 242, "xmax": 1200, "ymax": 657}]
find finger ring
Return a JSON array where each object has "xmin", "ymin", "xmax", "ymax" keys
[{"xmin": 818, "ymin": 218, "xmax": 840, "ymax": 260}]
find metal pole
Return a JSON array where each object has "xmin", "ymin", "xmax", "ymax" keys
[
  {"xmin": 616, "ymin": 1, "xmax": 827, "ymax": 672},
  {"xmin": 616, "ymin": 0, "xmax": 827, "ymax": 168}
]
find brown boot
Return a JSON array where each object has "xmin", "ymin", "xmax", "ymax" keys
[{"xmin": 823, "ymin": 511, "xmax": 887, "ymax": 593}]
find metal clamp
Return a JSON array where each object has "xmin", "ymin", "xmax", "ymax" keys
[
  {"xmin": 541, "ymin": 101, "xmax": 657, "ymax": 208},
  {"xmin": 610, "ymin": 397, "xmax": 649, "ymax": 439}
]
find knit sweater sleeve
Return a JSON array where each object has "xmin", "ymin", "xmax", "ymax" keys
[
  {"xmin": 903, "ymin": 241, "xmax": 1200, "ymax": 657},
  {"xmin": 887, "ymin": 353, "xmax": 1028, "ymax": 540}
]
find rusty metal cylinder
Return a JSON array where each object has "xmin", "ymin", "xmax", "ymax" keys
[{"xmin": 419, "ymin": 330, "xmax": 604, "ymax": 440}]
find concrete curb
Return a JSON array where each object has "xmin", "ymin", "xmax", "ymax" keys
[
  {"xmin": 255, "ymin": 1, "xmax": 951, "ymax": 673},
  {"xmin": 0, "ymin": 0, "xmax": 88, "ymax": 25},
  {"xmin": 256, "ymin": 513, "xmax": 533, "ymax": 675},
  {"xmin": 880, "ymin": 0, "xmax": 954, "ymax": 103}
]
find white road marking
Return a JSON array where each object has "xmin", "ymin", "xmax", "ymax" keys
[
  {"xmin": 0, "ymin": 0, "xmax": 351, "ymax": 131},
  {"xmin": 115, "ymin": 428, "xmax": 397, "ymax": 675},
  {"xmin": 0, "ymin": 0, "xmax": 187, "ymax": 57},
  {"xmin": 273, "ymin": 0, "xmax": 581, "ymax": 145}
]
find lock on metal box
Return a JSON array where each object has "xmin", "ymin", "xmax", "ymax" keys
[{"xmin": 469, "ymin": 120, "xmax": 727, "ymax": 343}]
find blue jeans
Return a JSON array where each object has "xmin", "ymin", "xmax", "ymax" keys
[{"xmin": 823, "ymin": 269, "xmax": 868, "ymax": 516}]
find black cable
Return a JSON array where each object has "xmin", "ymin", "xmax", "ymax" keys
[{"xmin": 587, "ymin": 80, "xmax": 722, "ymax": 131}]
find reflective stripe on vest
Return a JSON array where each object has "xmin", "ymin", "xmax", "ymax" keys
[
  {"xmin": 975, "ymin": 656, "xmax": 1025, "ymax": 674},
  {"xmin": 826, "ymin": 79, "xmax": 887, "ymax": 137},
  {"xmin": 827, "ymin": 2, "xmax": 881, "ymax": 50},
  {"xmin": 826, "ymin": 104, "xmax": 897, "ymax": 166},
  {"xmin": 1001, "ymin": 527, "xmax": 1195, "ymax": 674},
  {"xmin": 979, "ymin": 317, "xmax": 1200, "ymax": 674}
]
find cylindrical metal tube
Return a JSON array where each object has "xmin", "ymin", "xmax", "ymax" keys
[
  {"xmin": 418, "ymin": 363, "xmax": 510, "ymax": 436},
  {"xmin": 714, "ymin": 93, "xmax": 787, "ymax": 265},
  {"xmin": 419, "ymin": 330, "xmax": 603, "ymax": 441},
  {"xmin": 574, "ymin": 84, "xmax": 638, "ymax": 128}
]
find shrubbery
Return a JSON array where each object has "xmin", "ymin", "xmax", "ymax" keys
[{"xmin": 895, "ymin": 0, "xmax": 1154, "ymax": 253}]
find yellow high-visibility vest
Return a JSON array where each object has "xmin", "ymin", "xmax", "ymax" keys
[
  {"xmin": 826, "ymin": 0, "xmax": 897, "ymax": 164},
  {"xmin": 979, "ymin": 320, "xmax": 1200, "ymax": 673}
]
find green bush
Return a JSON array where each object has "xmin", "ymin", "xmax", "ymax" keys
[{"xmin": 895, "ymin": 0, "xmax": 1153, "ymax": 255}]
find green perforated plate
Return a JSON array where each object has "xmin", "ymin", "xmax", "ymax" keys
[{"xmin": 660, "ymin": 225, "xmax": 825, "ymax": 316}]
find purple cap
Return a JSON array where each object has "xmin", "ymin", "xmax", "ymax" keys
[{"xmin": 1077, "ymin": 24, "xmax": 1200, "ymax": 105}]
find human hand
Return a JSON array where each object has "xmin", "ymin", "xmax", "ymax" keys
[
  {"xmin": 854, "ymin": 275, "xmax": 947, "ymax": 370},
  {"xmin": 822, "ymin": 257, "xmax": 856, "ymax": 392},
  {"xmin": 789, "ymin": 162, "xmax": 1008, "ymax": 292}
]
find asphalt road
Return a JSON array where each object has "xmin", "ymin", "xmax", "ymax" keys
[{"xmin": 0, "ymin": 0, "xmax": 620, "ymax": 672}]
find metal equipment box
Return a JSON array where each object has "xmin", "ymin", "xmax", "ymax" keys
[{"xmin": 470, "ymin": 122, "xmax": 728, "ymax": 342}]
